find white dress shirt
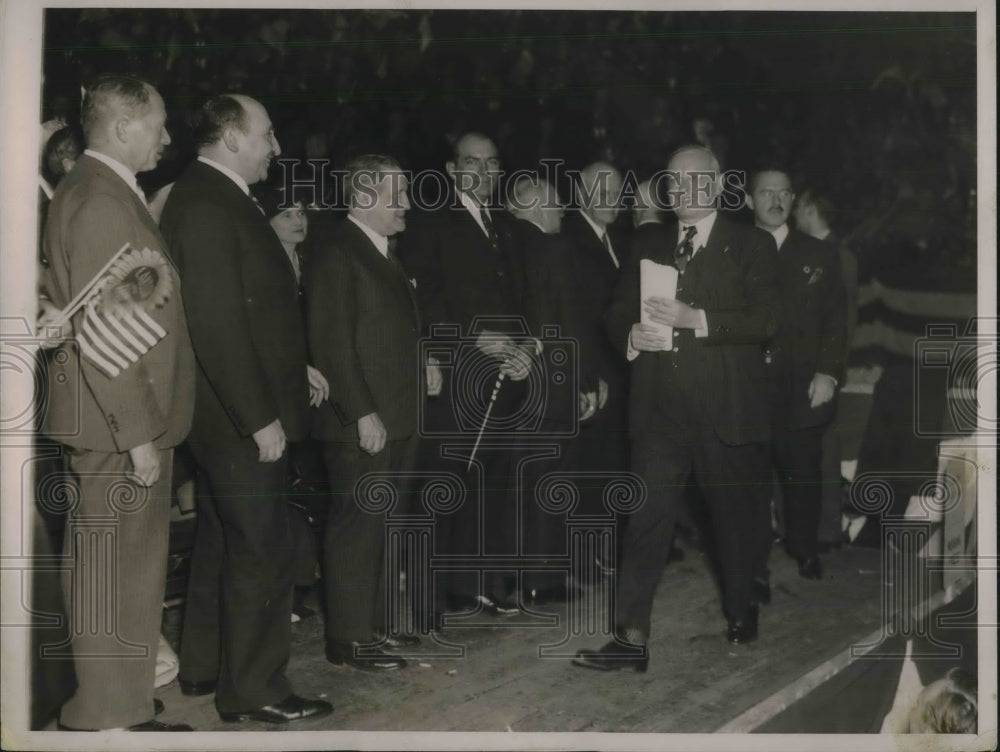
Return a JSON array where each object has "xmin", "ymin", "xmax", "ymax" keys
[
  {"xmin": 197, "ymin": 155, "xmax": 250, "ymax": 196},
  {"xmin": 347, "ymin": 213, "xmax": 389, "ymax": 258}
]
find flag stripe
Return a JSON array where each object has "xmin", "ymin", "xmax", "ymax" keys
[
  {"xmin": 107, "ymin": 311, "xmax": 148, "ymax": 355},
  {"xmin": 136, "ymin": 307, "xmax": 166, "ymax": 339},
  {"xmin": 80, "ymin": 311, "xmax": 132, "ymax": 370},
  {"xmin": 89, "ymin": 308, "xmax": 139, "ymax": 364},
  {"xmin": 77, "ymin": 330, "xmax": 122, "ymax": 377}
]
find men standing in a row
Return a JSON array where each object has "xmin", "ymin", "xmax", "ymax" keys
[
  {"xmin": 747, "ymin": 170, "xmax": 847, "ymax": 585},
  {"xmin": 398, "ymin": 131, "xmax": 532, "ymax": 623},
  {"xmin": 43, "ymin": 74, "xmax": 195, "ymax": 731},
  {"xmin": 574, "ymin": 146, "xmax": 780, "ymax": 672},
  {"xmin": 160, "ymin": 94, "xmax": 331, "ymax": 724},
  {"xmin": 306, "ymin": 155, "xmax": 426, "ymax": 670}
]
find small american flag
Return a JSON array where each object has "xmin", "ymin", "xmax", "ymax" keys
[
  {"xmin": 77, "ymin": 296, "xmax": 167, "ymax": 378},
  {"xmin": 72, "ymin": 245, "xmax": 174, "ymax": 378}
]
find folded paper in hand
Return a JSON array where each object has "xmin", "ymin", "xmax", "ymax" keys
[{"xmin": 639, "ymin": 259, "xmax": 678, "ymax": 350}]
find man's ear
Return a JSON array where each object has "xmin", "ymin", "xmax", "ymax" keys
[
  {"xmin": 744, "ymin": 192, "xmax": 755, "ymax": 212},
  {"xmin": 114, "ymin": 117, "xmax": 130, "ymax": 144},
  {"xmin": 222, "ymin": 127, "xmax": 240, "ymax": 153},
  {"xmin": 445, "ymin": 160, "xmax": 456, "ymax": 178}
]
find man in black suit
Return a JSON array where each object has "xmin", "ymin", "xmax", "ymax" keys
[
  {"xmin": 561, "ymin": 162, "xmax": 630, "ymax": 525},
  {"xmin": 507, "ymin": 175, "xmax": 599, "ymax": 602},
  {"xmin": 747, "ymin": 170, "xmax": 847, "ymax": 584},
  {"xmin": 573, "ymin": 146, "xmax": 780, "ymax": 672},
  {"xmin": 397, "ymin": 132, "xmax": 533, "ymax": 622},
  {"xmin": 305, "ymin": 154, "xmax": 432, "ymax": 670},
  {"xmin": 160, "ymin": 94, "xmax": 331, "ymax": 724}
]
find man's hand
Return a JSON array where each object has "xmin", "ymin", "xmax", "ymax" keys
[
  {"xmin": 426, "ymin": 356, "xmax": 443, "ymax": 396},
  {"xmin": 643, "ymin": 296, "xmax": 704, "ymax": 330},
  {"xmin": 579, "ymin": 391, "xmax": 597, "ymax": 422},
  {"xmin": 808, "ymin": 372, "xmax": 837, "ymax": 409},
  {"xmin": 499, "ymin": 344, "xmax": 533, "ymax": 382},
  {"xmin": 629, "ymin": 323, "xmax": 668, "ymax": 352},
  {"xmin": 128, "ymin": 441, "xmax": 161, "ymax": 487},
  {"xmin": 597, "ymin": 377, "xmax": 609, "ymax": 410},
  {"xmin": 306, "ymin": 365, "xmax": 329, "ymax": 407},
  {"xmin": 36, "ymin": 299, "xmax": 69, "ymax": 350},
  {"xmin": 475, "ymin": 329, "xmax": 515, "ymax": 359},
  {"xmin": 357, "ymin": 412, "xmax": 387, "ymax": 455},
  {"xmin": 252, "ymin": 419, "xmax": 287, "ymax": 463}
]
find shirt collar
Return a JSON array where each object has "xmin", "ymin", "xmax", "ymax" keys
[
  {"xmin": 765, "ymin": 223, "xmax": 790, "ymax": 250},
  {"xmin": 347, "ymin": 213, "xmax": 389, "ymax": 257},
  {"xmin": 455, "ymin": 186, "xmax": 490, "ymax": 237},
  {"xmin": 579, "ymin": 210, "xmax": 607, "ymax": 239},
  {"xmin": 679, "ymin": 210, "xmax": 717, "ymax": 253},
  {"xmin": 83, "ymin": 149, "xmax": 145, "ymax": 204},
  {"xmin": 197, "ymin": 155, "xmax": 250, "ymax": 196}
]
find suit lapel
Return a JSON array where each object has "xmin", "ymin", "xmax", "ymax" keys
[{"xmin": 345, "ymin": 219, "xmax": 420, "ymax": 322}]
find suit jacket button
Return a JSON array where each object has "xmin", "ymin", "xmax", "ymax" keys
[{"xmin": 672, "ymin": 346, "xmax": 680, "ymax": 353}]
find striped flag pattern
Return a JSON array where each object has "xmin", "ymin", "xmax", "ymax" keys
[{"xmin": 76, "ymin": 295, "xmax": 167, "ymax": 378}]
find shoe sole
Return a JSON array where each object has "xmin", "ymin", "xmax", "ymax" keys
[
  {"xmin": 327, "ymin": 658, "xmax": 405, "ymax": 672},
  {"xmin": 571, "ymin": 656, "xmax": 648, "ymax": 673},
  {"xmin": 219, "ymin": 708, "xmax": 333, "ymax": 724}
]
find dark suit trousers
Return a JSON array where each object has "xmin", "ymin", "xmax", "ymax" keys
[
  {"xmin": 322, "ymin": 436, "xmax": 419, "ymax": 642},
  {"xmin": 59, "ymin": 448, "xmax": 171, "ymax": 730},
  {"xmin": 617, "ymin": 432, "xmax": 770, "ymax": 634},
  {"xmin": 179, "ymin": 440, "xmax": 293, "ymax": 714},
  {"xmin": 768, "ymin": 424, "xmax": 825, "ymax": 562}
]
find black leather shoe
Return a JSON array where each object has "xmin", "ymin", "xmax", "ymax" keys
[
  {"xmin": 178, "ymin": 677, "xmax": 217, "ymax": 696},
  {"xmin": 375, "ymin": 632, "xmax": 422, "ymax": 650},
  {"xmin": 572, "ymin": 639, "xmax": 649, "ymax": 673},
  {"xmin": 798, "ymin": 556, "xmax": 823, "ymax": 580},
  {"xmin": 726, "ymin": 605, "xmax": 759, "ymax": 645},
  {"xmin": 476, "ymin": 593, "xmax": 520, "ymax": 616},
  {"xmin": 751, "ymin": 577, "xmax": 772, "ymax": 606},
  {"xmin": 220, "ymin": 694, "xmax": 333, "ymax": 724},
  {"xmin": 326, "ymin": 640, "xmax": 407, "ymax": 671}
]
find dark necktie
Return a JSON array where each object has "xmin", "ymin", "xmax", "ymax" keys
[
  {"xmin": 675, "ymin": 225, "xmax": 697, "ymax": 273},
  {"xmin": 480, "ymin": 207, "xmax": 500, "ymax": 251}
]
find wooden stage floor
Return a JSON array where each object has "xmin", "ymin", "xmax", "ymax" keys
[{"xmin": 156, "ymin": 541, "xmax": 887, "ymax": 734}]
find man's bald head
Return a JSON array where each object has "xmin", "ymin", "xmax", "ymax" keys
[
  {"xmin": 667, "ymin": 144, "xmax": 722, "ymax": 224},
  {"xmin": 194, "ymin": 93, "xmax": 280, "ymax": 184}
]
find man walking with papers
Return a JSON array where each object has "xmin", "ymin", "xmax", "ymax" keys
[
  {"xmin": 41, "ymin": 74, "xmax": 196, "ymax": 731},
  {"xmin": 573, "ymin": 145, "xmax": 780, "ymax": 672}
]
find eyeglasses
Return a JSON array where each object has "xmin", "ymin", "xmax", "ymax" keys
[{"xmin": 756, "ymin": 189, "xmax": 793, "ymax": 201}]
